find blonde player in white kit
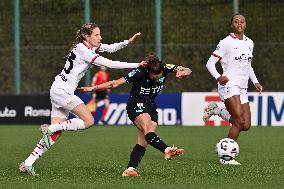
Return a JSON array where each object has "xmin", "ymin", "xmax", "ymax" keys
[
  {"xmin": 19, "ymin": 23, "xmax": 144, "ymax": 176},
  {"xmin": 204, "ymin": 14, "xmax": 263, "ymax": 165}
]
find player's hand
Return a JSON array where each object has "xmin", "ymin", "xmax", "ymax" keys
[
  {"xmin": 77, "ymin": 86, "xmax": 95, "ymax": 92},
  {"xmin": 138, "ymin": 60, "xmax": 147, "ymax": 67},
  {"xmin": 128, "ymin": 32, "xmax": 141, "ymax": 44},
  {"xmin": 176, "ymin": 68, "xmax": 192, "ymax": 78},
  {"xmin": 217, "ymin": 76, "xmax": 229, "ymax": 86},
  {"xmin": 255, "ymin": 83, "xmax": 263, "ymax": 94}
]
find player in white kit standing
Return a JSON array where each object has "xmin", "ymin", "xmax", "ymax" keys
[
  {"xmin": 19, "ymin": 23, "xmax": 143, "ymax": 176},
  {"xmin": 204, "ymin": 14, "xmax": 263, "ymax": 165}
]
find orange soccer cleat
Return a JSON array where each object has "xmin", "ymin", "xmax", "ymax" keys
[
  {"xmin": 122, "ymin": 167, "xmax": 139, "ymax": 177},
  {"xmin": 164, "ymin": 145, "xmax": 185, "ymax": 160}
]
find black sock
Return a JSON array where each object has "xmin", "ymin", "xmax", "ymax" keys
[
  {"xmin": 127, "ymin": 144, "xmax": 146, "ymax": 169},
  {"xmin": 145, "ymin": 132, "xmax": 168, "ymax": 153}
]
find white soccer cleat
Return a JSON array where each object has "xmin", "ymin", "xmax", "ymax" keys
[
  {"xmin": 219, "ymin": 159, "xmax": 241, "ymax": 165},
  {"xmin": 40, "ymin": 124, "xmax": 53, "ymax": 149},
  {"xmin": 203, "ymin": 102, "xmax": 218, "ymax": 122},
  {"xmin": 19, "ymin": 162, "xmax": 37, "ymax": 176}
]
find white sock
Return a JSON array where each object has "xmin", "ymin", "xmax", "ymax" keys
[
  {"xmin": 213, "ymin": 107, "xmax": 231, "ymax": 121},
  {"xmin": 24, "ymin": 139, "xmax": 47, "ymax": 166},
  {"xmin": 48, "ymin": 118, "xmax": 85, "ymax": 133}
]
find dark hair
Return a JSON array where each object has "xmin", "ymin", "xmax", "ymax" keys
[
  {"xmin": 70, "ymin": 23, "xmax": 98, "ymax": 51},
  {"xmin": 230, "ymin": 13, "xmax": 245, "ymax": 24},
  {"xmin": 145, "ymin": 54, "xmax": 163, "ymax": 74}
]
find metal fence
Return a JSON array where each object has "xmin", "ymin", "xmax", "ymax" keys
[{"xmin": 1, "ymin": 0, "xmax": 283, "ymax": 95}]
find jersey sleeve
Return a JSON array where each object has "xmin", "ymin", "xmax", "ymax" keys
[
  {"xmin": 77, "ymin": 44, "xmax": 100, "ymax": 64},
  {"xmin": 212, "ymin": 39, "xmax": 229, "ymax": 59},
  {"xmin": 123, "ymin": 68, "xmax": 143, "ymax": 83},
  {"xmin": 93, "ymin": 56, "xmax": 139, "ymax": 69},
  {"xmin": 96, "ymin": 40, "xmax": 128, "ymax": 53}
]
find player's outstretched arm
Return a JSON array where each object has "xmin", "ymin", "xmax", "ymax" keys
[
  {"xmin": 79, "ymin": 78, "xmax": 126, "ymax": 92},
  {"xmin": 94, "ymin": 56, "xmax": 143, "ymax": 69},
  {"xmin": 97, "ymin": 32, "xmax": 141, "ymax": 53}
]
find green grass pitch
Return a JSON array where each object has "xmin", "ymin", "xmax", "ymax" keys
[{"xmin": 0, "ymin": 125, "xmax": 283, "ymax": 189}]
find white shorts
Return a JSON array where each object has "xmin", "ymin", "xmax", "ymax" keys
[
  {"xmin": 218, "ymin": 85, "xmax": 249, "ymax": 104},
  {"xmin": 50, "ymin": 86, "xmax": 83, "ymax": 119}
]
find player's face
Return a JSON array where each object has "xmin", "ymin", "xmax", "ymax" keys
[
  {"xmin": 86, "ymin": 27, "xmax": 102, "ymax": 47},
  {"xmin": 149, "ymin": 72, "xmax": 163, "ymax": 81},
  {"xmin": 231, "ymin": 15, "xmax": 246, "ymax": 34}
]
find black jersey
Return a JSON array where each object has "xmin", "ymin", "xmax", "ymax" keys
[{"xmin": 124, "ymin": 64, "xmax": 177, "ymax": 102}]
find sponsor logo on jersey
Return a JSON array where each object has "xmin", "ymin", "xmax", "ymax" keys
[
  {"xmin": 159, "ymin": 77, "xmax": 165, "ymax": 83},
  {"xmin": 135, "ymin": 103, "xmax": 145, "ymax": 113},
  {"xmin": 234, "ymin": 53, "xmax": 252, "ymax": 62},
  {"xmin": 139, "ymin": 85, "xmax": 163, "ymax": 95}
]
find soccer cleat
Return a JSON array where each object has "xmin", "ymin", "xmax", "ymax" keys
[
  {"xmin": 219, "ymin": 159, "xmax": 241, "ymax": 165},
  {"xmin": 40, "ymin": 124, "xmax": 53, "ymax": 149},
  {"xmin": 19, "ymin": 162, "xmax": 37, "ymax": 176},
  {"xmin": 203, "ymin": 102, "xmax": 218, "ymax": 122},
  {"xmin": 164, "ymin": 145, "xmax": 185, "ymax": 161},
  {"xmin": 122, "ymin": 167, "xmax": 139, "ymax": 177}
]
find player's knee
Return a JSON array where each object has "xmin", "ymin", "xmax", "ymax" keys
[
  {"xmin": 234, "ymin": 116, "xmax": 245, "ymax": 129},
  {"xmin": 142, "ymin": 124, "xmax": 156, "ymax": 134},
  {"xmin": 242, "ymin": 122, "xmax": 251, "ymax": 131}
]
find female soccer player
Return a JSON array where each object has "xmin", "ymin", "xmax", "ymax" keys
[
  {"xmin": 19, "ymin": 23, "xmax": 143, "ymax": 176},
  {"xmin": 79, "ymin": 54, "xmax": 192, "ymax": 176},
  {"xmin": 204, "ymin": 14, "xmax": 263, "ymax": 165}
]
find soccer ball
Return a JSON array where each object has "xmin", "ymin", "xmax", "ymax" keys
[{"xmin": 216, "ymin": 138, "xmax": 239, "ymax": 161}]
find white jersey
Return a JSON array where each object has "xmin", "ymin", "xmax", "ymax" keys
[
  {"xmin": 51, "ymin": 41, "xmax": 139, "ymax": 94},
  {"xmin": 211, "ymin": 33, "xmax": 258, "ymax": 88},
  {"xmin": 95, "ymin": 40, "xmax": 129, "ymax": 53}
]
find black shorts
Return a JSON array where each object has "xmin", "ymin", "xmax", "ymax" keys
[
  {"xmin": 126, "ymin": 98, "xmax": 158, "ymax": 123},
  {"xmin": 94, "ymin": 91, "xmax": 109, "ymax": 101}
]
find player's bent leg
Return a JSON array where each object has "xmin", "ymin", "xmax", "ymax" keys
[
  {"xmin": 134, "ymin": 114, "xmax": 185, "ymax": 160},
  {"xmin": 20, "ymin": 117, "xmax": 66, "ymax": 173},
  {"xmin": 71, "ymin": 103, "xmax": 94, "ymax": 128}
]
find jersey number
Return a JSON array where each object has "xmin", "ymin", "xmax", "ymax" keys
[{"xmin": 64, "ymin": 51, "xmax": 76, "ymax": 74}]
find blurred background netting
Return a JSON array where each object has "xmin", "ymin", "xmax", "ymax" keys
[{"xmin": 0, "ymin": 0, "xmax": 283, "ymax": 95}]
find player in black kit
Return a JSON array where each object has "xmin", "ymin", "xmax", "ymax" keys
[{"xmin": 79, "ymin": 54, "xmax": 192, "ymax": 176}]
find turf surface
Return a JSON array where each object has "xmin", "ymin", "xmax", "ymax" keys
[{"xmin": 0, "ymin": 125, "xmax": 283, "ymax": 189}]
